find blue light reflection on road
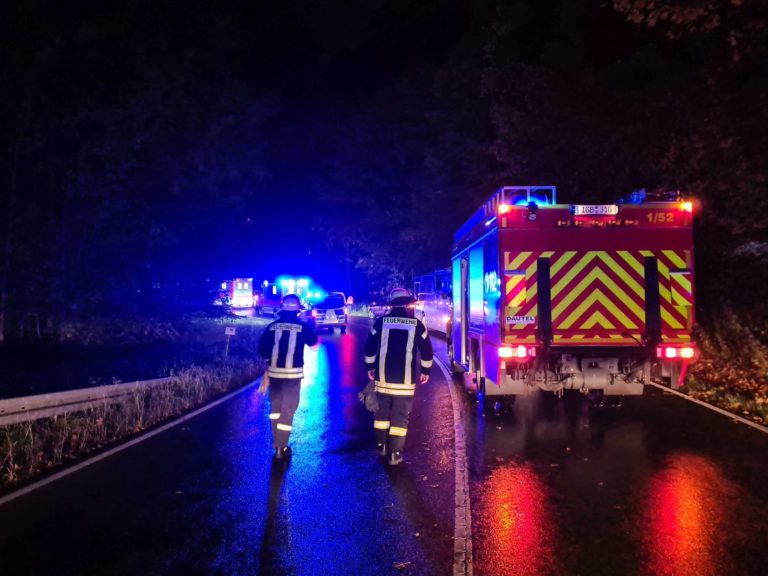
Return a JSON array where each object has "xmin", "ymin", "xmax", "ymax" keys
[{"xmin": 199, "ymin": 333, "xmax": 433, "ymax": 575}]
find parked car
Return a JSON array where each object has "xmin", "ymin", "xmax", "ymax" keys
[
  {"xmin": 367, "ymin": 301, "xmax": 389, "ymax": 319},
  {"xmin": 311, "ymin": 295, "xmax": 348, "ymax": 333}
]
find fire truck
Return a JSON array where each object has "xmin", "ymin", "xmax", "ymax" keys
[{"xmin": 450, "ymin": 186, "xmax": 696, "ymax": 405}]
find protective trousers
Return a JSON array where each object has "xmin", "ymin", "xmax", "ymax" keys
[
  {"xmin": 268, "ymin": 377, "xmax": 302, "ymax": 449},
  {"xmin": 373, "ymin": 394, "xmax": 414, "ymax": 452}
]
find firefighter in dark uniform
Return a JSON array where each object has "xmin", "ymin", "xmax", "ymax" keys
[
  {"xmin": 364, "ymin": 287, "xmax": 434, "ymax": 466},
  {"xmin": 258, "ymin": 293, "xmax": 318, "ymax": 460}
]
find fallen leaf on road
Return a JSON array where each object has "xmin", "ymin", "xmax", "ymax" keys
[{"xmin": 393, "ymin": 561, "xmax": 412, "ymax": 570}]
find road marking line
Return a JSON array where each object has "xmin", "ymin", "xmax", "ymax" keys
[
  {"xmin": 435, "ymin": 355, "xmax": 473, "ymax": 576},
  {"xmin": 0, "ymin": 378, "xmax": 261, "ymax": 508},
  {"xmin": 646, "ymin": 382, "xmax": 768, "ymax": 435}
]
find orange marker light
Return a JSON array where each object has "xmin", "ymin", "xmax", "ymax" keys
[
  {"xmin": 499, "ymin": 204, "xmax": 511, "ymax": 215},
  {"xmin": 681, "ymin": 201, "xmax": 693, "ymax": 212}
]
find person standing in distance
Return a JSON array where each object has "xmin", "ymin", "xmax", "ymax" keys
[
  {"xmin": 364, "ymin": 287, "xmax": 433, "ymax": 466},
  {"xmin": 258, "ymin": 293, "xmax": 318, "ymax": 460}
]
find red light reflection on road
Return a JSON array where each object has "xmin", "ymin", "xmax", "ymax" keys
[
  {"xmin": 338, "ymin": 332, "xmax": 358, "ymax": 389},
  {"xmin": 638, "ymin": 453, "xmax": 736, "ymax": 576},
  {"xmin": 474, "ymin": 464, "xmax": 562, "ymax": 576}
]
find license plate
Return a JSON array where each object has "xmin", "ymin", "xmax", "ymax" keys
[{"xmin": 571, "ymin": 204, "xmax": 619, "ymax": 216}]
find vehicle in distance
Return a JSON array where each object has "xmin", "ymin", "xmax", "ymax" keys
[
  {"xmin": 367, "ymin": 301, "xmax": 389, "ymax": 319},
  {"xmin": 414, "ymin": 292, "xmax": 452, "ymax": 334},
  {"xmin": 311, "ymin": 295, "xmax": 348, "ymax": 333}
]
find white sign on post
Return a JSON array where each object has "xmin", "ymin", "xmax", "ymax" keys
[{"xmin": 225, "ymin": 326, "xmax": 236, "ymax": 335}]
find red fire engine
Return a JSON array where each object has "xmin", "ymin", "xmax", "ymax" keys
[{"xmin": 450, "ymin": 186, "xmax": 696, "ymax": 405}]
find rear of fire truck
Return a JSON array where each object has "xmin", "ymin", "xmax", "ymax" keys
[{"xmin": 450, "ymin": 186, "xmax": 696, "ymax": 402}]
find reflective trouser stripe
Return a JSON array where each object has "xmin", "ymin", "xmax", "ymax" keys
[
  {"xmin": 374, "ymin": 420, "xmax": 391, "ymax": 430},
  {"xmin": 269, "ymin": 367, "xmax": 304, "ymax": 378},
  {"xmin": 375, "ymin": 385, "xmax": 415, "ymax": 396},
  {"xmin": 389, "ymin": 426, "xmax": 407, "ymax": 437},
  {"xmin": 269, "ymin": 413, "xmax": 280, "ymax": 420},
  {"xmin": 276, "ymin": 423, "xmax": 292, "ymax": 431}
]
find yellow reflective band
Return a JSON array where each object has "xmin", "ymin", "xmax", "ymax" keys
[
  {"xmin": 269, "ymin": 413, "xmax": 280, "ymax": 420},
  {"xmin": 389, "ymin": 426, "xmax": 408, "ymax": 437},
  {"xmin": 374, "ymin": 420, "xmax": 391, "ymax": 430},
  {"xmin": 364, "ymin": 355, "xmax": 376, "ymax": 363},
  {"xmin": 663, "ymin": 249, "xmax": 687, "ymax": 269},
  {"xmin": 375, "ymin": 386, "xmax": 415, "ymax": 396},
  {"xmin": 505, "ymin": 251, "xmax": 532, "ymax": 271},
  {"xmin": 276, "ymin": 423, "xmax": 292, "ymax": 431},
  {"xmin": 421, "ymin": 359, "xmax": 433, "ymax": 367},
  {"xmin": 579, "ymin": 310, "xmax": 616, "ymax": 330},
  {"xmin": 376, "ymin": 380, "xmax": 415, "ymax": 389}
]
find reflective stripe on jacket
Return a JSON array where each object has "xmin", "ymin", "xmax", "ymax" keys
[
  {"xmin": 364, "ymin": 309, "xmax": 433, "ymax": 395},
  {"xmin": 258, "ymin": 313, "xmax": 318, "ymax": 378}
]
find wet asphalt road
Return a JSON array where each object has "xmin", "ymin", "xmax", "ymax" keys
[
  {"xmin": 457, "ymin": 350, "xmax": 768, "ymax": 576},
  {"xmin": 0, "ymin": 317, "xmax": 455, "ymax": 576},
  {"xmin": 1, "ymin": 316, "xmax": 768, "ymax": 575}
]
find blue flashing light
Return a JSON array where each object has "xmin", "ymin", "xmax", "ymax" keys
[
  {"xmin": 512, "ymin": 195, "xmax": 551, "ymax": 207},
  {"xmin": 618, "ymin": 188, "xmax": 647, "ymax": 205}
]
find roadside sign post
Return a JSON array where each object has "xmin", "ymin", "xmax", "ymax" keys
[{"xmin": 224, "ymin": 326, "xmax": 236, "ymax": 359}]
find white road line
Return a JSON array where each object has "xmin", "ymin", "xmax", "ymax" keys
[
  {"xmin": 646, "ymin": 382, "xmax": 768, "ymax": 435},
  {"xmin": 0, "ymin": 378, "xmax": 261, "ymax": 508},
  {"xmin": 435, "ymin": 355, "xmax": 473, "ymax": 576}
]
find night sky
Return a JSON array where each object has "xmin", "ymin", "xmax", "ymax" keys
[{"xmin": 2, "ymin": 0, "xmax": 766, "ymax": 315}]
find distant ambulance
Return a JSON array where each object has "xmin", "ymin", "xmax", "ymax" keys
[
  {"xmin": 451, "ymin": 186, "xmax": 696, "ymax": 406},
  {"xmin": 219, "ymin": 278, "xmax": 254, "ymax": 309}
]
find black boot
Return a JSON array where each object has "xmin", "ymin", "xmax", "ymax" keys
[
  {"xmin": 274, "ymin": 446, "xmax": 292, "ymax": 460},
  {"xmin": 376, "ymin": 443, "xmax": 387, "ymax": 457},
  {"xmin": 388, "ymin": 450, "xmax": 403, "ymax": 466}
]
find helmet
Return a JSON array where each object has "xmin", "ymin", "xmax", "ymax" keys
[
  {"xmin": 388, "ymin": 287, "xmax": 416, "ymax": 307},
  {"xmin": 281, "ymin": 294, "xmax": 301, "ymax": 311}
]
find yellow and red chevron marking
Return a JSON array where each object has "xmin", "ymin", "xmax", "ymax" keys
[{"xmin": 503, "ymin": 250, "xmax": 692, "ymax": 344}]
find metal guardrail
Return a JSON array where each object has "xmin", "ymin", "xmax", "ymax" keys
[{"xmin": 0, "ymin": 378, "xmax": 172, "ymax": 426}]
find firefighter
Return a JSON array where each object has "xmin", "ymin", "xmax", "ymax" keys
[
  {"xmin": 364, "ymin": 287, "xmax": 434, "ymax": 466},
  {"xmin": 258, "ymin": 293, "xmax": 318, "ymax": 460}
]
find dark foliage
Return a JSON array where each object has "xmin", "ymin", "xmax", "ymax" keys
[{"xmin": 1, "ymin": 0, "xmax": 766, "ymax": 344}]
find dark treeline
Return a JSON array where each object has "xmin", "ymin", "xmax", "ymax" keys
[{"xmin": 1, "ymin": 0, "xmax": 766, "ymax": 341}]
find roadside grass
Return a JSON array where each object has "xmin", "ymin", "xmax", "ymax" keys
[
  {"xmin": 684, "ymin": 312, "xmax": 768, "ymax": 426},
  {"xmin": 0, "ymin": 311, "xmax": 269, "ymax": 491},
  {"xmin": 0, "ymin": 356, "xmax": 264, "ymax": 491}
]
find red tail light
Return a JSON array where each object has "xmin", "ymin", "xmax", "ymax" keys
[
  {"xmin": 657, "ymin": 345, "xmax": 695, "ymax": 359},
  {"xmin": 499, "ymin": 345, "xmax": 536, "ymax": 359}
]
